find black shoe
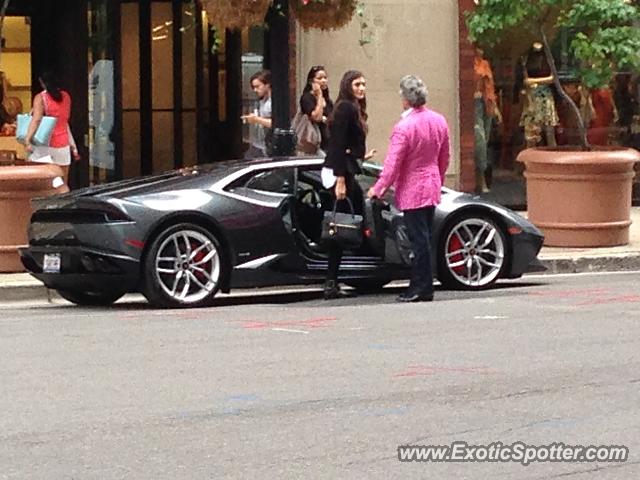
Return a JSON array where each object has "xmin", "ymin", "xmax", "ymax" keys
[
  {"xmin": 323, "ymin": 280, "xmax": 355, "ymax": 300},
  {"xmin": 396, "ymin": 291, "xmax": 434, "ymax": 303}
]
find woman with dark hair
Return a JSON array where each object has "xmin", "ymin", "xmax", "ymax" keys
[
  {"xmin": 25, "ymin": 71, "xmax": 78, "ymax": 184},
  {"xmin": 321, "ymin": 69, "xmax": 376, "ymax": 300},
  {"xmin": 299, "ymin": 65, "xmax": 333, "ymax": 154}
]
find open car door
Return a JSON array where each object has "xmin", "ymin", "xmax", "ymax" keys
[{"xmin": 359, "ymin": 164, "xmax": 413, "ymax": 266}]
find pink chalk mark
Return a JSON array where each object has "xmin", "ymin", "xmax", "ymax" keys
[
  {"xmin": 393, "ymin": 365, "xmax": 496, "ymax": 378},
  {"xmin": 527, "ymin": 288, "xmax": 640, "ymax": 307},
  {"xmin": 575, "ymin": 295, "xmax": 640, "ymax": 306},
  {"xmin": 242, "ymin": 316, "xmax": 337, "ymax": 330},
  {"xmin": 527, "ymin": 288, "xmax": 611, "ymax": 298}
]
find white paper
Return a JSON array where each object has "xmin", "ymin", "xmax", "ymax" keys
[{"xmin": 321, "ymin": 167, "xmax": 337, "ymax": 189}]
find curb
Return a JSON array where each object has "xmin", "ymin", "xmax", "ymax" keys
[
  {"xmin": 1, "ymin": 253, "xmax": 640, "ymax": 303},
  {"xmin": 538, "ymin": 253, "xmax": 640, "ymax": 275},
  {"xmin": 0, "ymin": 284, "xmax": 52, "ymax": 303}
]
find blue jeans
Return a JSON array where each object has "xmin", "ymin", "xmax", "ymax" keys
[{"xmin": 403, "ymin": 206, "xmax": 435, "ymax": 295}]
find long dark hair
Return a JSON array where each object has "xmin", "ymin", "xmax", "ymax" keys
[
  {"xmin": 39, "ymin": 71, "xmax": 63, "ymax": 103},
  {"xmin": 303, "ymin": 65, "xmax": 332, "ymax": 106},
  {"xmin": 334, "ymin": 69, "xmax": 368, "ymax": 133}
]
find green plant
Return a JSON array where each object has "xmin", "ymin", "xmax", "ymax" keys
[
  {"xmin": 466, "ymin": 0, "xmax": 640, "ymax": 149},
  {"xmin": 356, "ymin": 0, "xmax": 372, "ymax": 47}
]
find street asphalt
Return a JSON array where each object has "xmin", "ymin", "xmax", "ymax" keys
[{"xmin": 1, "ymin": 271, "xmax": 639, "ymax": 479}]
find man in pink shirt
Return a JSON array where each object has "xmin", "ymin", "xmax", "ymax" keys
[{"xmin": 368, "ymin": 75, "xmax": 450, "ymax": 302}]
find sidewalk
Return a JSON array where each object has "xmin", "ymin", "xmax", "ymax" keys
[
  {"xmin": 530, "ymin": 207, "xmax": 640, "ymax": 274},
  {"xmin": 1, "ymin": 208, "xmax": 640, "ymax": 302}
]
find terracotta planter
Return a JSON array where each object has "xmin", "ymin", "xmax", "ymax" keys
[
  {"xmin": 0, "ymin": 164, "xmax": 69, "ymax": 272},
  {"xmin": 518, "ymin": 147, "xmax": 640, "ymax": 247}
]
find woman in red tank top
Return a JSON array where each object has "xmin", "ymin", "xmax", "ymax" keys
[{"xmin": 25, "ymin": 71, "xmax": 79, "ymax": 185}]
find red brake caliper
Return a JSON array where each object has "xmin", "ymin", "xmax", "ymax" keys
[
  {"xmin": 191, "ymin": 241, "xmax": 208, "ymax": 282},
  {"xmin": 448, "ymin": 235, "xmax": 466, "ymax": 275}
]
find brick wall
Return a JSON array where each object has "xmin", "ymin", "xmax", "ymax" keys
[{"xmin": 458, "ymin": 0, "xmax": 476, "ymax": 192}]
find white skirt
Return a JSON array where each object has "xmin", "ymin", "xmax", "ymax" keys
[{"xmin": 30, "ymin": 145, "xmax": 71, "ymax": 166}]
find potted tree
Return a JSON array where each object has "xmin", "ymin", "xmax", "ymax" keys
[{"xmin": 467, "ymin": 0, "xmax": 640, "ymax": 247}]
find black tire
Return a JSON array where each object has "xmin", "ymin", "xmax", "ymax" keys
[
  {"xmin": 437, "ymin": 214, "xmax": 509, "ymax": 290},
  {"xmin": 344, "ymin": 278, "xmax": 391, "ymax": 293},
  {"xmin": 57, "ymin": 289, "xmax": 125, "ymax": 306},
  {"xmin": 142, "ymin": 223, "xmax": 225, "ymax": 308}
]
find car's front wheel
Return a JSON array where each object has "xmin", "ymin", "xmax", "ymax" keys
[
  {"xmin": 57, "ymin": 289, "xmax": 125, "ymax": 306},
  {"xmin": 142, "ymin": 223, "xmax": 224, "ymax": 308},
  {"xmin": 438, "ymin": 214, "xmax": 508, "ymax": 290}
]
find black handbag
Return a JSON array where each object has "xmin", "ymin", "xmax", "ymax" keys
[{"xmin": 321, "ymin": 198, "xmax": 363, "ymax": 248}]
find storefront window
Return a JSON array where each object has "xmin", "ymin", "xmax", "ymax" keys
[
  {"xmin": 88, "ymin": 0, "xmax": 116, "ymax": 184},
  {"xmin": 475, "ymin": 28, "xmax": 640, "ymax": 206}
]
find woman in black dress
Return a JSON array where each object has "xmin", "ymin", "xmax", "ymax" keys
[
  {"xmin": 299, "ymin": 65, "xmax": 333, "ymax": 154},
  {"xmin": 322, "ymin": 70, "xmax": 376, "ymax": 299}
]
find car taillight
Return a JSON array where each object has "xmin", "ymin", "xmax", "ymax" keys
[{"xmin": 31, "ymin": 207, "xmax": 131, "ymax": 223}]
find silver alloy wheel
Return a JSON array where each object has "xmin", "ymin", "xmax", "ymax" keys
[
  {"xmin": 154, "ymin": 229, "xmax": 221, "ymax": 304},
  {"xmin": 444, "ymin": 218, "xmax": 505, "ymax": 287}
]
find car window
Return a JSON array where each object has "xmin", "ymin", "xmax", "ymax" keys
[{"xmin": 236, "ymin": 168, "xmax": 295, "ymax": 195}]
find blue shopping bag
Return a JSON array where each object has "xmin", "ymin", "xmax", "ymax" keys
[{"xmin": 16, "ymin": 113, "xmax": 57, "ymax": 146}]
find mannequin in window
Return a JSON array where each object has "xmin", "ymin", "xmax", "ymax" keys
[
  {"xmin": 588, "ymin": 86, "xmax": 618, "ymax": 146},
  {"xmin": 518, "ymin": 42, "xmax": 559, "ymax": 148},
  {"xmin": 473, "ymin": 45, "xmax": 499, "ymax": 193}
]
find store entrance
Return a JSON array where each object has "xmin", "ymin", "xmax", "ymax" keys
[{"xmin": 88, "ymin": 0, "xmax": 214, "ymax": 184}]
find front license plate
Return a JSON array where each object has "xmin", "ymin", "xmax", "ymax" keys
[{"xmin": 43, "ymin": 253, "xmax": 61, "ymax": 273}]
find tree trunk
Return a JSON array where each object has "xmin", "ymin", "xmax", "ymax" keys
[{"xmin": 540, "ymin": 27, "xmax": 589, "ymax": 150}]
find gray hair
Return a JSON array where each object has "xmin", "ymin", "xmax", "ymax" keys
[{"xmin": 399, "ymin": 75, "xmax": 428, "ymax": 107}]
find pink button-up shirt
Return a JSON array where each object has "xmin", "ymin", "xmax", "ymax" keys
[{"xmin": 371, "ymin": 107, "xmax": 450, "ymax": 210}]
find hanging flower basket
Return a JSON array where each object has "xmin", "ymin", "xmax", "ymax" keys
[
  {"xmin": 291, "ymin": 0, "xmax": 357, "ymax": 31},
  {"xmin": 202, "ymin": 0, "xmax": 271, "ymax": 30}
]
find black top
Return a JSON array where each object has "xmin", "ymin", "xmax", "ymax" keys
[
  {"xmin": 323, "ymin": 101, "xmax": 366, "ymax": 177},
  {"xmin": 300, "ymin": 91, "xmax": 333, "ymax": 151},
  {"xmin": 514, "ymin": 49, "xmax": 554, "ymax": 102},
  {"xmin": 525, "ymin": 50, "xmax": 552, "ymax": 78}
]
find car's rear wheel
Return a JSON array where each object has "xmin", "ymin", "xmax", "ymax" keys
[
  {"xmin": 438, "ymin": 214, "xmax": 508, "ymax": 290},
  {"xmin": 143, "ymin": 223, "xmax": 224, "ymax": 308},
  {"xmin": 57, "ymin": 289, "xmax": 125, "ymax": 306}
]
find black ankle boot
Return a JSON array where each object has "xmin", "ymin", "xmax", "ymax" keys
[{"xmin": 323, "ymin": 280, "xmax": 354, "ymax": 300}]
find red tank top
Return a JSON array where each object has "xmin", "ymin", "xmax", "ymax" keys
[{"xmin": 42, "ymin": 90, "xmax": 71, "ymax": 148}]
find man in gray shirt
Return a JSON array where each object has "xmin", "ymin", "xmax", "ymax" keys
[{"xmin": 242, "ymin": 70, "xmax": 272, "ymax": 158}]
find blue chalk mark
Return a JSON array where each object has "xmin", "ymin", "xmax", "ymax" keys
[
  {"xmin": 226, "ymin": 394, "xmax": 260, "ymax": 402},
  {"xmin": 368, "ymin": 344, "xmax": 395, "ymax": 350},
  {"xmin": 361, "ymin": 406, "xmax": 409, "ymax": 417},
  {"xmin": 223, "ymin": 407, "xmax": 242, "ymax": 415}
]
